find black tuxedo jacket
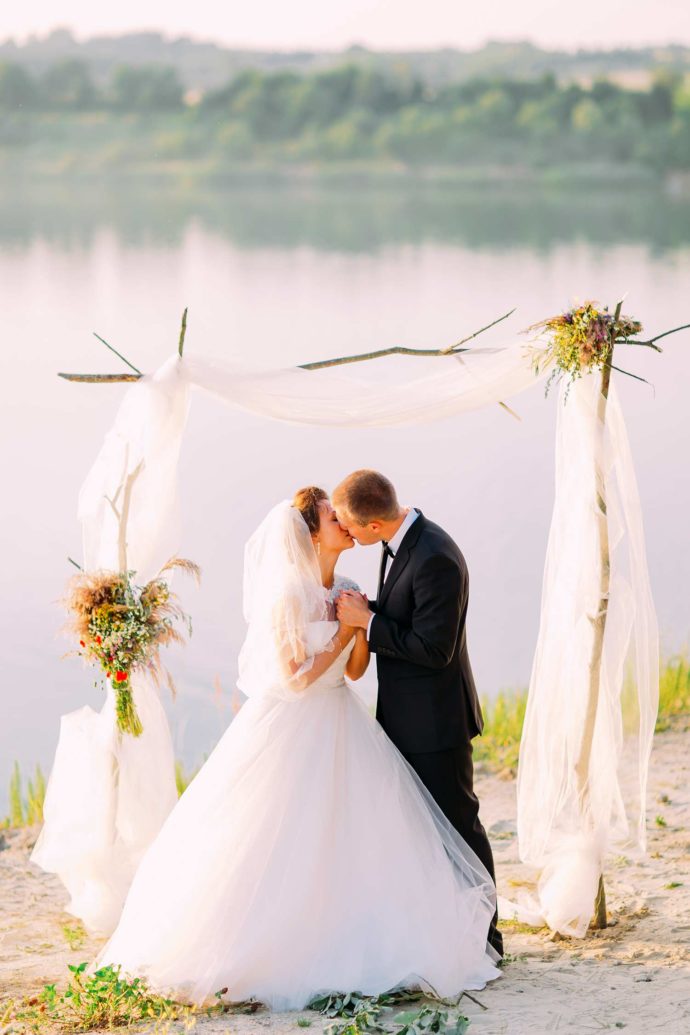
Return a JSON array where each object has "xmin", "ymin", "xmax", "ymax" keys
[{"xmin": 369, "ymin": 511, "xmax": 484, "ymax": 754}]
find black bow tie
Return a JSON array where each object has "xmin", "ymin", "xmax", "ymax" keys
[{"xmin": 377, "ymin": 540, "xmax": 395, "ymax": 605}]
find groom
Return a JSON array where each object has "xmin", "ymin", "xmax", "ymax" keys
[{"xmin": 332, "ymin": 470, "xmax": 503, "ymax": 959}]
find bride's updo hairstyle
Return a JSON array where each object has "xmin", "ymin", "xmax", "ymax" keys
[{"xmin": 293, "ymin": 486, "xmax": 329, "ymax": 534}]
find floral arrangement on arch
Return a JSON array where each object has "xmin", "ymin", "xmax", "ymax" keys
[
  {"xmin": 527, "ymin": 301, "xmax": 643, "ymax": 397},
  {"xmin": 62, "ymin": 557, "xmax": 201, "ymax": 737}
]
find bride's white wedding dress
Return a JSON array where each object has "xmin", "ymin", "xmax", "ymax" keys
[{"xmin": 91, "ymin": 507, "xmax": 500, "ymax": 1010}]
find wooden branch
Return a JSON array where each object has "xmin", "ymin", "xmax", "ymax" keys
[
  {"xmin": 609, "ymin": 365, "xmax": 651, "ymax": 387},
  {"xmin": 642, "ymin": 321, "xmax": 690, "ymax": 345},
  {"xmin": 178, "ymin": 307, "xmax": 188, "ymax": 357},
  {"xmin": 117, "ymin": 459, "xmax": 145, "ymax": 572},
  {"xmin": 298, "ymin": 344, "xmax": 472, "ymax": 371},
  {"xmin": 594, "ymin": 875, "xmax": 607, "ymax": 930},
  {"xmin": 440, "ymin": 307, "xmax": 517, "ymax": 354},
  {"xmin": 103, "ymin": 445, "xmax": 145, "ymax": 572},
  {"xmin": 574, "ymin": 299, "xmax": 622, "ymax": 932},
  {"xmin": 93, "ymin": 332, "xmax": 142, "ymax": 375},
  {"xmin": 622, "ymin": 339, "xmax": 663, "ymax": 352},
  {"xmin": 58, "ymin": 372, "xmax": 142, "ymax": 383},
  {"xmin": 105, "ymin": 493, "xmax": 121, "ymax": 524},
  {"xmin": 59, "ymin": 349, "xmax": 478, "ymax": 379},
  {"xmin": 58, "ymin": 308, "xmax": 516, "ymax": 380},
  {"xmin": 300, "ymin": 308, "xmax": 516, "ymax": 369}
]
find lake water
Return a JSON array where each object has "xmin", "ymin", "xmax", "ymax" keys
[{"xmin": 1, "ymin": 179, "xmax": 688, "ymax": 814}]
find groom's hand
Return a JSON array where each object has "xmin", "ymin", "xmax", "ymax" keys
[{"xmin": 336, "ymin": 591, "xmax": 371, "ymax": 630}]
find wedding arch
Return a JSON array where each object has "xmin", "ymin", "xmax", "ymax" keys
[{"xmin": 33, "ymin": 304, "xmax": 682, "ymax": 941}]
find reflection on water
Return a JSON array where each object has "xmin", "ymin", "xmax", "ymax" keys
[
  {"xmin": 1, "ymin": 178, "xmax": 690, "ymax": 253},
  {"xmin": 0, "ymin": 178, "xmax": 688, "ymax": 814}
]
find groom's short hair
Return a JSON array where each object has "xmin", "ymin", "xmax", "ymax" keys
[{"xmin": 333, "ymin": 470, "xmax": 400, "ymax": 524}]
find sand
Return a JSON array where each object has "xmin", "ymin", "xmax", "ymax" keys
[{"xmin": 1, "ymin": 726, "xmax": 688, "ymax": 1035}]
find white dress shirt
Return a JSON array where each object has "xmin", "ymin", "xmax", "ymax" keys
[{"xmin": 366, "ymin": 507, "xmax": 419, "ymax": 640}]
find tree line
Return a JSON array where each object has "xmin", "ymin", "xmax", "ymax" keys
[
  {"xmin": 2, "ymin": 60, "xmax": 689, "ymax": 169},
  {"xmin": 0, "ymin": 59, "xmax": 184, "ymax": 110}
]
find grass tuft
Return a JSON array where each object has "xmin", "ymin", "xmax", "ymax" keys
[
  {"xmin": 474, "ymin": 689, "xmax": 528, "ymax": 773},
  {"xmin": 655, "ymin": 651, "xmax": 690, "ymax": 731},
  {"xmin": 4, "ymin": 961, "xmax": 255, "ymax": 1032}
]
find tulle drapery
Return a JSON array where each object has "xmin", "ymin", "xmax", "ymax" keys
[
  {"xmin": 30, "ymin": 670, "xmax": 178, "ymax": 935},
  {"xmin": 515, "ymin": 373, "xmax": 658, "ymax": 936},
  {"xmin": 79, "ymin": 354, "xmax": 191, "ymax": 584},
  {"xmin": 32, "ymin": 358, "xmax": 188, "ymax": 933}
]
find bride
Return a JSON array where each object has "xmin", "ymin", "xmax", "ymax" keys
[{"xmin": 91, "ymin": 487, "xmax": 501, "ymax": 1009}]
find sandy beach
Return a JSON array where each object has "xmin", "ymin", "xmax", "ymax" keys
[{"xmin": 1, "ymin": 724, "xmax": 688, "ymax": 1035}]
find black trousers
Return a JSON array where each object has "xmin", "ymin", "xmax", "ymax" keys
[{"xmin": 402, "ymin": 741, "xmax": 504, "ymax": 958}]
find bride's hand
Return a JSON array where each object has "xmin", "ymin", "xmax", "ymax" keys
[
  {"xmin": 337, "ymin": 620, "xmax": 356, "ymax": 645},
  {"xmin": 336, "ymin": 590, "xmax": 371, "ymax": 630}
]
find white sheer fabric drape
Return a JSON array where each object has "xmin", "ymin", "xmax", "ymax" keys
[
  {"xmin": 514, "ymin": 372, "xmax": 658, "ymax": 936},
  {"xmin": 30, "ymin": 669, "xmax": 178, "ymax": 935},
  {"xmin": 31, "ymin": 359, "xmax": 188, "ymax": 933},
  {"xmin": 180, "ymin": 345, "xmax": 541, "ymax": 428},
  {"xmin": 79, "ymin": 354, "xmax": 191, "ymax": 584}
]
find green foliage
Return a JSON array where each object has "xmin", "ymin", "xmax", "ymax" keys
[
  {"xmin": 309, "ymin": 991, "xmax": 387, "ymax": 1035},
  {"xmin": 8, "ymin": 760, "xmax": 24, "ymax": 827},
  {"xmin": 5, "ymin": 760, "xmax": 45, "ymax": 827},
  {"xmin": 5, "ymin": 961, "xmax": 247, "ymax": 1031},
  {"xmin": 656, "ymin": 650, "xmax": 690, "ymax": 729},
  {"xmin": 473, "ymin": 689, "xmax": 528, "ymax": 773},
  {"xmin": 40, "ymin": 60, "xmax": 98, "ymax": 110},
  {"xmin": 308, "ymin": 992, "xmax": 468, "ymax": 1035},
  {"xmin": 175, "ymin": 757, "xmax": 204, "ymax": 796},
  {"xmin": 109, "ymin": 64, "xmax": 184, "ymax": 111},
  {"xmin": 5, "ymin": 60, "xmax": 690, "ymax": 173},
  {"xmin": 0, "ymin": 62, "xmax": 39, "ymax": 109},
  {"xmin": 26, "ymin": 764, "xmax": 46, "ymax": 824},
  {"xmin": 309, "ymin": 990, "xmax": 389, "ymax": 1021},
  {"xmin": 8, "ymin": 962, "xmax": 190, "ymax": 1031},
  {"xmin": 395, "ymin": 1006, "xmax": 469, "ymax": 1035},
  {"xmin": 61, "ymin": 920, "xmax": 87, "ymax": 952},
  {"xmin": 474, "ymin": 649, "xmax": 690, "ymax": 775}
]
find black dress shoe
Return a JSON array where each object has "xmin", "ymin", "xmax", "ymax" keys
[{"xmin": 488, "ymin": 927, "xmax": 504, "ymax": 960}]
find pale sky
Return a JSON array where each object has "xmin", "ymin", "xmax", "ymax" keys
[{"xmin": 2, "ymin": 0, "xmax": 690, "ymax": 51}]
